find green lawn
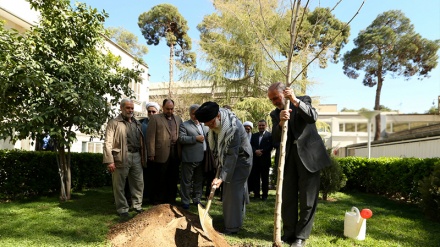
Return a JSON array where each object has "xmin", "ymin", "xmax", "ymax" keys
[{"xmin": 0, "ymin": 187, "xmax": 439, "ymax": 247}]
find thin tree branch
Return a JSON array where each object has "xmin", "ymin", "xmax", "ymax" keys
[{"xmin": 290, "ymin": 0, "xmax": 365, "ymax": 85}]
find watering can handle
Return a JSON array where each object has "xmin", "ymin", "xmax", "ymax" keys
[{"xmin": 351, "ymin": 207, "xmax": 361, "ymax": 221}]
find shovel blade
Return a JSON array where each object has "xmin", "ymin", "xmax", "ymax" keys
[{"xmin": 198, "ymin": 203, "xmax": 214, "ymax": 238}]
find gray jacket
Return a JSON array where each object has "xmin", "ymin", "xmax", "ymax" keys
[{"xmin": 179, "ymin": 120, "xmax": 209, "ymax": 163}]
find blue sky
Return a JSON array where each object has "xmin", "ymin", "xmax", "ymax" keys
[{"xmin": 76, "ymin": 0, "xmax": 440, "ymax": 113}]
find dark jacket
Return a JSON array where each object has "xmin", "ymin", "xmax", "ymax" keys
[{"xmin": 270, "ymin": 96, "xmax": 331, "ymax": 172}]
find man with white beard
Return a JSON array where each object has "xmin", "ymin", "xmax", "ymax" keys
[{"xmin": 194, "ymin": 101, "xmax": 253, "ymax": 235}]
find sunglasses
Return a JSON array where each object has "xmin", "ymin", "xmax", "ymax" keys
[{"xmin": 148, "ymin": 110, "xmax": 156, "ymax": 113}]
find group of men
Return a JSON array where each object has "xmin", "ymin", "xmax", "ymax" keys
[{"xmin": 102, "ymin": 82, "xmax": 331, "ymax": 247}]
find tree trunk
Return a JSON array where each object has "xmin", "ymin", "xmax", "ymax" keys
[
  {"xmin": 374, "ymin": 65, "xmax": 383, "ymax": 141},
  {"xmin": 272, "ymin": 101, "xmax": 289, "ymax": 247},
  {"xmin": 273, "ymin": 2, "xmax": 301, "ymax": 246},
  {"xmin": 57, "ymin": 144, "xmax": 71, "ymax": 201},
  {"xmin": 169, "ymin": 43, "xmax": 174, "ymax": 98}
]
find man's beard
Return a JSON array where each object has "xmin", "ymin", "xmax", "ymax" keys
[
  {"xmin": 211, "ymin": 118, "xmax": 221, "ymax": 134},
  {"xmin": 122, "ymin": 112, "xmax": 133, "ymax": 119}
]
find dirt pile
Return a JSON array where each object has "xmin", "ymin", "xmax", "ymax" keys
[{"xmin": 108, "ymin": 204, "xmax": 230, "ymax": 247}]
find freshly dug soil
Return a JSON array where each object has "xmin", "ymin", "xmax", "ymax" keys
[{"xmin": 108, "ymin": 204, "xmax": 231, "ymax": 247}]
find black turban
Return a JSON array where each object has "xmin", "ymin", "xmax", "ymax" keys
[{"xmin": 195, "ymin": 101, "xmax": 219, "ymax": 122}]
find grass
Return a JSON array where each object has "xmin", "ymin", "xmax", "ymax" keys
[{"xmin": 0, "ymin": 187, "xmax": 439, "ymax": 247}]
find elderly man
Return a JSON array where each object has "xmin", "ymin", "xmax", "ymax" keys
[
  {"xmin": 243, "ymin": 121, "xmax": 253, "ymax": 142},
  {"xmin": 103, "ymin": 98, "xmax": 146, "ymax": 221},
  {"xmin": 147, "ymin": 99, "xmax": 183, "ymax": 204},
  {"xmin": 195, "ymin": 101, "xmax": 252, "ymax": 235},
  {"xmin": 268, "ymin": 82, "xmax": 331, "ymax": 247},
  {"xmin": 179, "ymin": 104, "xmax": 209, "ymax": 209}
]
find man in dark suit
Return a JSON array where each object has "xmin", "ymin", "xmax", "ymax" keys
[
  {"xmin": 146, "ymin": 99, "xmax": 183, "ymax": 204},
  {"xmin": 268, "ymin": 82, "xmax": 331, "ymax": 247},
  {"xmin": 179, "ymin": 104, "xmax": 209, "ymax": 209},
  {"xmin": 248, "ymin": 119, "xmax": 273, "ymax": 201}
]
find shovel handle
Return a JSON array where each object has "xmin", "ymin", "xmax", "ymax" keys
[{"xmin": 207, "ymin": 185, "xmax": 217, "ymax": 200}]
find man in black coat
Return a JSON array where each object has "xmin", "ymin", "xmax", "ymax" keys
[
  {"xmin": 268, "ymin": 82, "xmax": 331, "ymax": 247},
  {"xmin": 248, "ymin": 119, "xmax": 273, "ymax": 200}
]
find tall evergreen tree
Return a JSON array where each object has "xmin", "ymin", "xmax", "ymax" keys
[
  {"xmin": 138, "ymin": 4, "xmax": 196, "ymax": 97},
  {"xmin": 343, "ymin": 10, "xmax": 439, "ymax": 140}
]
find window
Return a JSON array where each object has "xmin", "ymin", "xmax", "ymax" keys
[
  {"xmin": 129, "ymin": 81, "xmax": 141, "ymax": 100},
  {"xmin": 345, "ymin": 123, "xmax": 355, "ymax": 132},
  {"xmin": 82, "ymin": 142, "xmax": 103, "ymax": 153}
]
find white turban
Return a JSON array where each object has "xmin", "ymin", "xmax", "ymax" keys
[
  {"xmin": 146, "ymin": 102, "xmax": 160, "ymax": 112},
  {"xmin": 243, "ymin": 121, "xmax": 253, "ymax": 129}
]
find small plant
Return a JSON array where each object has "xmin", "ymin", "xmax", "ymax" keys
[{"xmin": 320, "ymin": 157, "xmax": 347, "ymax": 200}]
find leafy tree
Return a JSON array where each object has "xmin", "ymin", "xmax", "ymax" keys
[
  {"xmin": 138, "ymin": 4, "xmax": 196, "ymax": 96},
  {"xmin": 186, "ymin": 1, "xmax": 349, "ymax": 99},
  {"xmin": 0, "ymin": 0, "xmax": 142, "ymax": 201},
  {"xmin": 426, "ymin": 106, "xmax": 439, "ymax": 115},
  {"xmin": 342, "ymin": 10, "xmax": 439, "ymax": 140},
  {"xmin": 106, "ymin": 26, "xmax": 148, "ymax": 63},
  {"xmin": 233, "ymin": 97, "xmax": 274, "ymax": 127}
]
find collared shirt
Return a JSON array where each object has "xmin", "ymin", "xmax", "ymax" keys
[
  {"xmin": 166, "ymin": 115, "xmax": 178, "ymax": 145},
  {"xmin": 194, "ymin": 121, "xmax": 207, "ymax": 151},
  {"xmin": 259, "ymin": 131, "xmax": 266, "ymax": 145},
  {"xmin": 125, "ymin": 117, "xmax": 140, "ymax": 151}
]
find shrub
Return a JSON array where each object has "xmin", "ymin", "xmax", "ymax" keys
[
  {"xmin": 320, "ymin": 157, "xmax": 347, "ymax": 200},
  {"xmin": 419, "ymin": 162, "xmax": 440, "ymax": 222}
]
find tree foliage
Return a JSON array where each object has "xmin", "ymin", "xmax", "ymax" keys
[
  {"xmin": 106, "ymin": 26, "xmax": 148, "ymax": 62},
  {"xmin": 181, "ymin": 1, "xmax": 349, "ymax": 99},
  {"xmin": 138, "ymin": 3, "xmax": 196, "ymax": 90},
  {"xmin": 0, "ymin": 0, "xmax": 142, "ymax": 201},
  {"xmin": 342, "ymin": 10, "xmax": 439, "ymax": 140}
]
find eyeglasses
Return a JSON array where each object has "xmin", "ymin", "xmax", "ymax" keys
[{"xmin": 148, "ymin": 110, "xmax": 156, "ymax": 113}]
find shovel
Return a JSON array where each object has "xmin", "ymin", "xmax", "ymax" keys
[{"xmin": 198, "ymin": 168, "xmax": 221, "ymax": 238}]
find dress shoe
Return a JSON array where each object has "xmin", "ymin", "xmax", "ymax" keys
[
  {"xmin": 222, "ymin": 230, "xmax": 238, "ymax": 235},
  {"xmin": 119, "ymin": 212, "xmax": 130, "ymax": 222},
  {"xmin": 281, "ymin": 235, "xmax": 294, "ymax": 244},
  {"xmin": 182, "ymin": 204, "xmax": 189, "ymax": 210},
  {"xmin": 134, "ymin": 208, "xmax": 144, "ymax": 214},
  {"xmin": 291, "ymin": 239, "xmax": 306, "ymax": 247}
]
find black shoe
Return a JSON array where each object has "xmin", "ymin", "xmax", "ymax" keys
[
  {"xmin": 222, "ymin": 230, "xmax": 238, "ymax": 235},
  {"xmin": 134, "ymin": 208, "xmax": 144, "ymax": 214},
  {"xmin": 119, "ymin": 212, "xmax": 130, "ymax": 222},
  {"xmin": 182, "ymin": 204, "xmax": 189, "ymax": 210},
  {"xmin": 281, "ymin": 235, "xmax": 294, "ymax": 244},
  {"xmin": 261, "ymin": 197, "xmax": 267, "ymax": 201},
  {"xmin": 291, "ymin": 239, "xmax": 306, "ymax": 247}
]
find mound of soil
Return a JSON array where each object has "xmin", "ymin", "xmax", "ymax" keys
[{"xmin": 108, "ymin": 204, "xmax": 231, "ymax": 247}]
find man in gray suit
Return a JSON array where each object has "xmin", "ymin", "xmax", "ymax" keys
[
  {"xmin": 268, "ymin": 82, "xmax": 331, "ymax": 247},
  {"xmin": 179, "ymin": 104, "xmax": 209, "ymax": 209}
]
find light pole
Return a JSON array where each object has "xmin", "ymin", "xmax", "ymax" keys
[{"xmin": 359, "ymin": 111, "xmax": 380, "ymax": 158}]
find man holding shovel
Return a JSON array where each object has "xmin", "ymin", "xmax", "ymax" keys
[
  {"xmin": 195, "ymin": 101, "xmax": 253, "ymax": 235},
  {"xmin": 268, "ymin": 82, "xmax": 331, "ymax": 247}
]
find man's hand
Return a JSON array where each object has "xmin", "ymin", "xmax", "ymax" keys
[
  {"xmin": 148, "ymin": 156, "xmax": 154, "ymax": 161},
  {"xmin": 284, "ymin": 87, "xmax": 300, "ymax": 107},
  {"xmin": 255, "ymin": 149, "xmax": 263, "ymax": 157},
  {"xmin": 279, "ymin": 109, "xmax": 292, "ymax": 127},
  {"xmin": 107, "ymin": 163, "xmax": 116, "ymax": 173},
  {"xmin": 196, "ymin": 135, "xmax": 204, "ymax": 143},
  {"xmin": 212, "ymin": 178, "xmax": 223, "ymax": 188}
]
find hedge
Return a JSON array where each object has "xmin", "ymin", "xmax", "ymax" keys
[{"xmin": 0, "ymin": 150, "xmax": 110, "ymax": 199}]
